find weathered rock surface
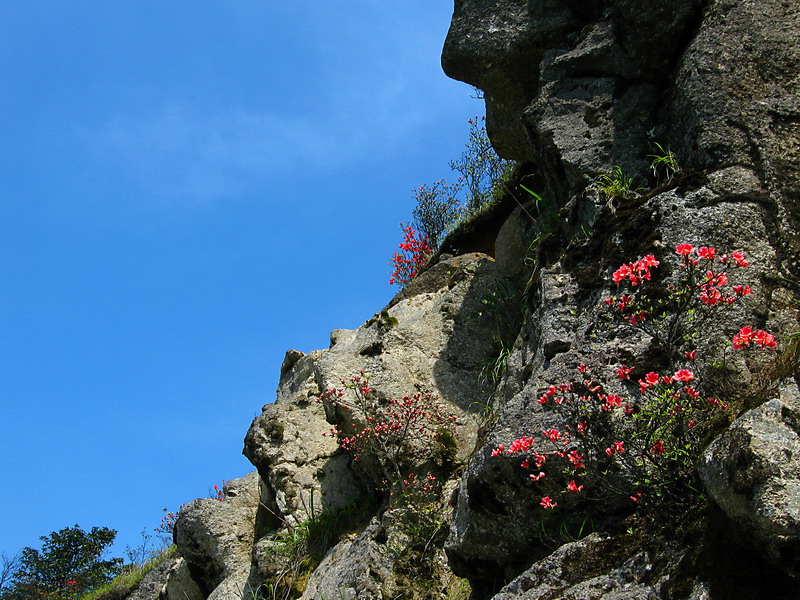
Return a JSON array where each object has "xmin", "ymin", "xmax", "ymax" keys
[
  {"xmin": 700, "ymin": 380, "xmax": 800, "ymax": 575},
  {"xmin": 173, "ymin": 472, "xmax": 260, "ymax": 598},
  {"xmin": 439, "ymin": 0, "xmax": 800, "ymax": 594},
  {"xmin": 491, "ymin": 532, "xmax": 685, "ymax": 600},
  {"xmin": 244, "ymin": 252, "xmax": 518, "ymax": 524}
]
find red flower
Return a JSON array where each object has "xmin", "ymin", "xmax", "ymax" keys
[
  {"xmin": 731, "ymin": 251, "xmax": 749, "ymax": 267},
  {"xmin": 616, "ymin": 365, "xmax": 634, "ymax": 380},
  {"xmin": 675, "ymin": 243, "xmax": 693, "ymax": 256},
  {"xmin": 753, "ymin": 329, "xmax": 777, "ymax": 349},
  {"xmin": 566, "ymin": 480, "xmax": 584, "ymax": 492},
  {"xmin": 698, "ymin": 246, "xmax": 716, "ymax": 260},
  {"xmin": 539, "ymin": 496, "xmax": 557, "ymax": 509},
  {"xmin": 673, "ymin": 369, "xmax": 694, "ymax": 382}
]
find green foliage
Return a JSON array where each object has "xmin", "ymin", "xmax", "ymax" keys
[
  {"xmin": 596, "ymin": 166, "xmax": 638, "ymax": 200},
  {"xmin": 474, "ymin": 277, "xmax": 525, "ymax": 395},
  {"xmin": 78, "ymin": 547, "xmax": 176, "ymax": 600},
  {"xmin": 2, "ymin": 526, "xmax": 123, "ymax": 600},
  {"xmin": 449, "ymin": 116, "xmax": 513, "ymax": 213},
  {"xmin": 260, "ymin": 496, "xmax": 374, "ymax": 600},
  {"xmin": 411, "ymin": 180, "xmax": 462, "ymax": 250},
  {"xmin": 407, "ymin": 115, "xmax": 513, "ymax": 253},
  {"xmin": 649, "ymin": 142, "xmax": 680, "ymax": 184}
]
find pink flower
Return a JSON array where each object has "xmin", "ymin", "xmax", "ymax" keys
[
  {"xmin": 675, "ymin": 243, "xmax": 694, "ymax": 256},
  {"xmin": 732, "ymin": 326, "xmax": 754, "ymax": 349},
  {"xmin": 539, "ymin": 496, "xmax": 557, "ymax": 509},
  {"xmin": 673, "ymin": 369, "xmax": 695, "ymax": 382},
  {"xmin": 616, "ymin": 365, "xmax": 634, "ymax": 380},
  {"xmin": 613, "ymin": 263, "xmax": 633, "ymax": 285},
  {"xmin": 530, "ymin": 472, "xmax": 546, "ymax": 482},
  {"xmin": 491, "ymin": 445, "xmax": 505, "ymax": 456},
  {"xmin": 753, "ymin": 329, "xmax": 777, "ymax": 349},
  {"xmin": 567, "ymin": 450, "xmax": 585, "ymax": 469},
  {"xmin": 508, "ymin": 436, "xmax": 535, "ymax": 453},
  {"xmin": 684, "ymin": 350, "xmax": 697, "ymax": 360},
  {"xmin": 542, "ymin": 429, "xmax": 561, "ymax": 443},
  {"xmin": 698, "ymin": 246, "xmax": 716, "ymax": 260},
  {"xmin": 567, "ymin": 480, "xmax": 584, "ymax": 493},
  {"xmin": 733, "ymin": 285, "xmax": 752, "ymax": 296},
  {"xmin": 577, "ymin": 363, "xmax": 588, "ymax": 373},
  {"xmin": 731, "ymin": 251, "xmax": 749, "ymax": 267}
]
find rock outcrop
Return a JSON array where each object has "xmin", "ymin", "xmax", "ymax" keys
[{"xmin": 120, "ymin": 1, "xmax": 799, "ymax": 599}]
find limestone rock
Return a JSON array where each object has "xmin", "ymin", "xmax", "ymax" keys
[
  {"xmin": 491, "ymin": 533, "xmax": 684, "ymax": 600},
  {"xmin": 162, "ymin": 558, "xmax": 204, "ymax": 600},
  {"xmin": 244, "ymin": 252, "xmax": 515, "ymax": 522},
  {"xmin": 243, "ymin": 349, "xmax": 361, "ymax": 528},
  {"xmin": 173, "ymin": 472, "xmax": 260, "ymax": 597},
  {"xmin": 700, "ymin": 381, "xmax": 800, "ymax": 576}
]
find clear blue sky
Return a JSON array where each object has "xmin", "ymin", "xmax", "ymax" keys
[{"xmin": 0, "ymin": 1, "xmax": 481, "ymax": 559}]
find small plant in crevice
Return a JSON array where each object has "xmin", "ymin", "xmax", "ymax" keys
[
  {"xmin": 258, "ymin": 494, "xmax": 375, "ymax": 600},
  {"xmin": 596, "ymin": 165, "xmax": 639, "ymax": 201},
  {"xmin": 473, "ymin": 277, "xmax": 525, "ymax": 396},
  {"xmin": 649, "ymin": 142, "xmax": 680, "ymax": 185},
  {"xmin": 492, "ymin": 243, "xmax": 777, "ymax": 515},
  {"xmin": 318, "ymin": 372, "xmax": 459, "ymax": 493}
]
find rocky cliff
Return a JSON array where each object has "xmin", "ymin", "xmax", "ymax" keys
[{"xmin": 122, "ymin": 1, "xmax": 800, "ymax": 599}]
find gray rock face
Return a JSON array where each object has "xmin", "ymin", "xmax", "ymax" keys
[
  {"xmin": 244, "ymin": 252, "xmax": 517, "ymax": 522},
  {"xmin": 145, "ymin": 2, "xmax": 800, "ymax": 598},
  {"xmin": 173, "ymin": 472, "xmax": 261, "ymax": 598},
  {"xmin": 700, "ymin": 381, "xmax": 800, "ymax": 575},
  {"xmin": 440, "ymin": 0, "xmax": 800, "ymax": 592},
  {"xmin": 491, "ymin": 533, "xmax": 684, "ymax": 600}
]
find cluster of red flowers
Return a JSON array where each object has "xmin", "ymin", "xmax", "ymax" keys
[
  {"xmin": 389, "ymin": 226, "xmax": 434, "ymax": 286},
  {"xmin": 732, "ymin": 326, "xmax": 777, "ymax": 349},
  {"xmin": 319, "ymin": 373, "xmax": 457, "ymax": 489},
  {"xmin": 212, "ymin": 484, "xmax": 225, "ymax": 501},
  {"xmin": 612, "ymin": 254, "xmax": 660, "ymax": 286},
  {"xmin": 493, "ymin": 243, "xmax": 779, "ymax": 511}
]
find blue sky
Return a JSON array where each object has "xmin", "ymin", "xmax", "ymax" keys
[{"xmin": 0, "ymin": 2, "xmax": 481, "ymax": 559}]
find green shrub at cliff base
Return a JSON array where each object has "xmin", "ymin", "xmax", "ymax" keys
[
  {"xmin": 2, "ymin": 526, "xmax": 123, "ymax": 600},
  {"xmin": 491, "ymin": 243, "xmax": 778, "ymax": 516},
  {"xmin": 78, "ymin": 547, "xmax": 176, "ymax": 600}
]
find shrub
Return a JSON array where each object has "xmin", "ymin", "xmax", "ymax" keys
[
  {"xmin": 389, "ymin": 225, "xmax": 433, "ymax": 287},
  {"xmin": 3, "ymin": 526, "xmax": 123, "ymax": 600},
  {"xmin": 492, "ymin": 244, "xmax": 776, "ymax": 514},
  {"xmin": 410, "ymin": 179, "xmax": 462, "ymax": 250},
  {"xmin": 449, "ymin": 116, "xmax": 512, "ymax": 212},
  {"xmin": 319, "ymin": 372, "xmax": 458, "ymax": 493}
]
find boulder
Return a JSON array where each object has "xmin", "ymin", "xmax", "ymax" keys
[
  {"xmin": 700, "ymin": 381, "xmax": 800, "ymax": 576},
  {"xmin": 173, "ymin": 472, "xmax": 261, "ymax": 597}
]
